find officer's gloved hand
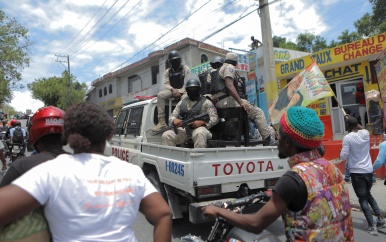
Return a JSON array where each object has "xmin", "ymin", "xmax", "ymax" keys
[{"xmin": 173, "ymin": 118, "xmax": 183, "ymax": 127}]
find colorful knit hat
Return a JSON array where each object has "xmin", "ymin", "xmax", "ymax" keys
[{"xmin": 279, "ymin": 106, "xmax": 324, "ymax": 149}]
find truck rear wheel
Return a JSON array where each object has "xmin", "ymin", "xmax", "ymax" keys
[{"xmin": 146, "ymin": 172, "xmax": 168, "ymax": 202}]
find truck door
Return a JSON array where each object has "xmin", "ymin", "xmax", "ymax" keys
[{"xmin": 110, "ymin": 106, "xmax": 144, "ymax": 163}]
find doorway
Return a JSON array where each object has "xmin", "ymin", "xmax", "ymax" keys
[{"xmin": 330, "ymin": 79, "xmax": 365, "ymax": 137}]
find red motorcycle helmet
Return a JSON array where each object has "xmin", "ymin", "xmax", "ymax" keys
[
  {"xmin": 10, "ymin": 119, "xmax": 18, "ymax": 127},
  {"xmin": 29, "ymin": 106, "xmax": 65, "ymax": 148}
]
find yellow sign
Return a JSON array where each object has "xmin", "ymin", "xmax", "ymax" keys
[
  {"xmin": 276, "ymin": 32, "xmax": 386, "ymax": 78},
  {"xmin": 375, "ymin": 49, "xmax": 386, "ymax": 99},
  {"xmin": 100, "ymin": 97, "xmax": 122, "ymax": 110}
]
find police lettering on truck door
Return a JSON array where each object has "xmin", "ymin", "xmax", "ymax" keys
[{"xmin": 112, "ymin": 147, "xmax": 130, "ymax": 162}]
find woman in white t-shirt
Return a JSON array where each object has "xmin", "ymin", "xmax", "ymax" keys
[{"xmin": 0, "ymin": 102, "xmax": 172, "ymax": 242}]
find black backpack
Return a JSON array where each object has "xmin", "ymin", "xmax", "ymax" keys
[{"xmin": 13, "ymin": 127, "xmax": 24, "ymax": 144}]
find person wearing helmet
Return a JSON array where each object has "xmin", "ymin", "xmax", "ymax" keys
[
  {"xmin": 162, "ymin": 74, "xmax": 219, "ymax": 148},
  {"xmin": 355, "ymin": 82, "xmax": 366, "ymax": 128},
  {"xmin": 152, "ymin": 50, "xmax": 190, "ymax": 132},
  {"xmin": 206, "ymin": 56, "xmax": 225, "ymax": 86},
  {"xmin": 210, "ymin": 52, "xmax": 274, "ymax": 145},
  {"xmin": 9, "ymin": 121, "xmax": 27, "ymax": 158},
  {"xmin": 0, "ymin": 106, "xmax": 67, "ymax": 241},
  {"xmin": 1, "ymin": 106, "xmax": 66, "ymax": 186},
  {"xmin": 0, "ymin": 102, "xmax": 172, "ymax": 242}
]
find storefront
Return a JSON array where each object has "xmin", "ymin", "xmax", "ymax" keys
[
  {"xmin": 99, "ymin": 97, "xmax": 123, "ymax": 117},
  {"xmin": 275, "ymin": 32, "xmax": 386, "ymax": 178}
]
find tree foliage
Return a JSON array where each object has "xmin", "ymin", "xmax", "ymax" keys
[
  {"xmin": 0, "ymin": 9, "xmax": 32, "ymax": 105},
  {"xmin": 272, "ymin": 0, "xmax": 384, "ymax": 53},
  {"xmin": 28, "ymin": 71, "xmax": 88, "ymax": 110},
  {"xmin": 355, "ymin": 0, "xmax": 386, "ymax": 36}
]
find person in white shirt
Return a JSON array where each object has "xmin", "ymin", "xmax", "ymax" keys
[
  {"xmin": 340, "ymin": 116, "xmax": 385, "ymax": 235},
  {"xmin": 0, "ymin": 102, "xmax": 172, "ymax": 242}
]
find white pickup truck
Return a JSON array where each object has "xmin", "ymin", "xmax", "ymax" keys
[{"xmin": 105, "ymin": 97, "xmax": 289, "ymax": 223}]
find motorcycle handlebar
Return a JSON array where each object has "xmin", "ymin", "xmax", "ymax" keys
[{"xmin": 219, "ymin": 190, "xmax": 271, "ymax": 209}]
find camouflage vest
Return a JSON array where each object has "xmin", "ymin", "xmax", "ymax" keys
[{"xmin": 282, "ymin": 150, "xmax": 353, "ymax": 241}]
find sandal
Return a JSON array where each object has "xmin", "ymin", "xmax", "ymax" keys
[{"xmin": 2, "ymin": 165, "xmax": 7, "ymax": 171}]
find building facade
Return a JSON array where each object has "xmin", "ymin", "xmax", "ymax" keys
[
  {"xmin": 275, "ymin": 32, "xmax": 386, "ymax": 140},
  {"xmin": 85, "ymin": 38, "xmax": 228, "ymax": 117}
]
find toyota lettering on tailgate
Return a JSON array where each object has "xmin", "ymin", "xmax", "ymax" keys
[
  {"xmin": 212, "ymin": 160, "xmax": 274, "ymax": 176},
  {"xmin": 112, "ymin": 147, "xmax": 129, "ymax": 162}
]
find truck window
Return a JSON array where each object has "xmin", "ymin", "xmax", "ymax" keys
[
  {"xmin": 115, "ymin": 109, "xmax": 129, "ymax": 135},
  {"xmin": 125, "ymin": 106, "xmax": 143, "ymax": 136}
]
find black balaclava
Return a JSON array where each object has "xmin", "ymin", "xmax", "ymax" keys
[
  {"xmin": 170, "ymin": 58, "xmax": 182, "ymax": 70},
  {"xmin": 187, "ymin": 87, "xmax": 200, "ymax": 101}
]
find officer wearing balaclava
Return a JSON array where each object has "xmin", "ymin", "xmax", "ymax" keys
[
  {"xmin": 161, "ymin": 74, "xmax": 219, "ymax": 148},
  {"xmin": 152, "ymin": 50, "xmax": 191, "ymax": 132}
]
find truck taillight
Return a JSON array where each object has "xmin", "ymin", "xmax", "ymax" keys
[
  {"xmin": 196, "ymin": 185, "xmax": 221, "ymax": 199},
  {"xmin": 265, "ymin": 178, "xmax": 279, "ymax": 188}
]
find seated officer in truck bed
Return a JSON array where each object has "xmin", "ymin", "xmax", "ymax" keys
[{"xmin": 162, "ymin": 75, "xmax": 219, "ymax": 148}]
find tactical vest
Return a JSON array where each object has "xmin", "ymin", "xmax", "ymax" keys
[
  {"xmin": 209, "ymin": 69, "xmax": 226, "ymax": 94},
  {"xmin": 179, "ymin": 96, "xmax": 205, "ymax": 120},
  {"xmin": 169, "ymin": 66, "xmax": 185, "ymax": 89},
  {"xmin": 282, "ymin": 158, "xmax": 353, "ymax": 241}
]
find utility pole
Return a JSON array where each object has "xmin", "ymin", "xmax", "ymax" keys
[
  {"xmin": 258, "ymin": 0, "xmax": 278, "ymax": 113},
  {"xmin": 55, "ymin": 55, "xmax": 71, "ymax": 108}
]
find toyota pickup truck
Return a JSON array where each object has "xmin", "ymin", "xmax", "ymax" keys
[{"xmin": 105, "ymin": 96, "xmax": 289, "ymax": 223}]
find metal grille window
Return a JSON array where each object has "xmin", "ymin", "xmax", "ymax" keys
[
  {"xmin": 201, "ymin": 54, "xmax": 208, "ymax": 63},
  {"xmin": 99, "ymin": 89, "xmax": 102, "ymax": 97},
  {"xmin": 109, "ymin": 84, "xmax": 112, "ymax": 94},
  {"xmin": 128, "ymin": 75, "xmax": 140, "ymax": 93},
  {"xmin": 104, "ymin": 87, "xmax": 107, "ymax": 96},
  {"xmin": 151, "ymin": 66, "xmax": 159, "ymax": 85}
]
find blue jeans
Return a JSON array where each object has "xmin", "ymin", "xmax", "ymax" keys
[
  {"xmin": 351, "ymin": 173, "xmax": 381, "ymax": 226},
  {"xmin": 345, "ymin": 162, "xmax": 350, "ymax": 181}
]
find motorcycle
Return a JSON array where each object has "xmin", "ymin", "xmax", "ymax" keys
[
  {"xmin": 10, "ymin": 143, "xmax": 25, "ymax": 162},
  {"xmin": 181, "ymin": 190, "xmax": 281, "ymax": 242}
]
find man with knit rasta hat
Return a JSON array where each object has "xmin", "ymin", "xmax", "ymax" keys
[{"xmin": 202, "ymin": 106, "xmax": 353, "ymax": 241}]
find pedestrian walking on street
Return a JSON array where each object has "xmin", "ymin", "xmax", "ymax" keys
[
  {"xmin": 0, "ymin": 101, "xmax": 172, "ymax": 242},
  {"xmin": 340, "ymin": 116, "xmax": 386, "ymax": 235}
]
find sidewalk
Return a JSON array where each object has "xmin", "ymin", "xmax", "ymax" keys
[{"xmin": 347, "ymin": 178, "xmax": 386, "ymax": 216}]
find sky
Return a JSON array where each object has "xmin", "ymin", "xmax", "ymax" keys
[{"xmin": 1, "ymin": 0, "xmax": 373, "ymax": 113}]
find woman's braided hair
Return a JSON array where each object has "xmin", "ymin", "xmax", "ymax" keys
[{"xmin": 63, "ymin": 102, "xmax": 115, "ymax": 153}]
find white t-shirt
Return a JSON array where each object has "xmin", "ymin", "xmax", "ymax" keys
[
  {"xmin": 13, "ymin": 153, "xmax": 157, "ymax": 242},
  {"xmin": 340, "ymin": 129, "xmax": 373, "ymax": 174}
]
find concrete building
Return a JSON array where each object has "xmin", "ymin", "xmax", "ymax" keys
[{"xmin": 85, "ymin": 38, "xmax": 228, "ymax": 117}]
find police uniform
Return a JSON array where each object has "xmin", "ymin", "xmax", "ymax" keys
[
  {"xmin": 162, "ymin": 96, "xmax": 219, "ymax": 148},
  {"xmin": 212, "ymin": 56, "xmax": 271, "ymax": 140},
  {"xmin": 156, "ymin": 65, "xmax": 190, "ymax": 121}
]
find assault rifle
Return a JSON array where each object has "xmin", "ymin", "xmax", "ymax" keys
[{"xmin": 153, "ymin": 112, "xmax": 210, "ymax": 136}]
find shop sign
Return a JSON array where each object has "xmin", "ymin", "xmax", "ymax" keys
[
  {"xmin": 375, "ymin": 49, "xmax": 386, "ymax": 99},
  {"xmin": 190, "ymin": 54, "xmax": 250, "ymax": 74},
  {"xmin": 276, "ymin": 32, "xmax": 386, "ymax": 78}
]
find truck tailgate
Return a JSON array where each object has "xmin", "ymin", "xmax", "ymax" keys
[{"xmin": 191, "ymin": 146, "xmax": 288, "ymax": 191}]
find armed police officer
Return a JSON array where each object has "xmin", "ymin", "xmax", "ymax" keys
[
  {"xmin": 152, "ymin": 50, "xmax": 190, "ymax": 132},
  {"xmin": 210, "ymin": 52, "xmax": 274, "ymax": 145},
  {"xmin": 207, "ymin": 56, "xmax": 225, "ymax": 86},
  {"xmin": 162, "ymin": 75, "xmax": 219, "ymax": 148}
]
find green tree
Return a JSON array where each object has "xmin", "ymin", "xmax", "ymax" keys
[
  {"xmin": 355, "ymin": 0, "xmax": 386, "ymax": 36},
  {"xmin": 296, "ymin": 32, "xmax": 315, "ymax": 52},
  {"xmin": 28, "ymin": 71, "xmax": 88, "ymax": 110},
  {"xmin": 0, "ymin": 9, "xmax": 32, "ymax": 105},
  {"xmin": 337, "ymin": 30, "xmax": 362, "ymax": 45},
  {"xmin": 312, "ymin": 36, "xmax": 328, "ymax": 52},
  {"xmin": 272, "ymin": 36, "xmax": 299, "ymax": 50}
]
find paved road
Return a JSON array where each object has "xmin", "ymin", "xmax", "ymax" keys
[{"xmin": 2, "ymin": 119, "xmax": 386, "ymax": 241}]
